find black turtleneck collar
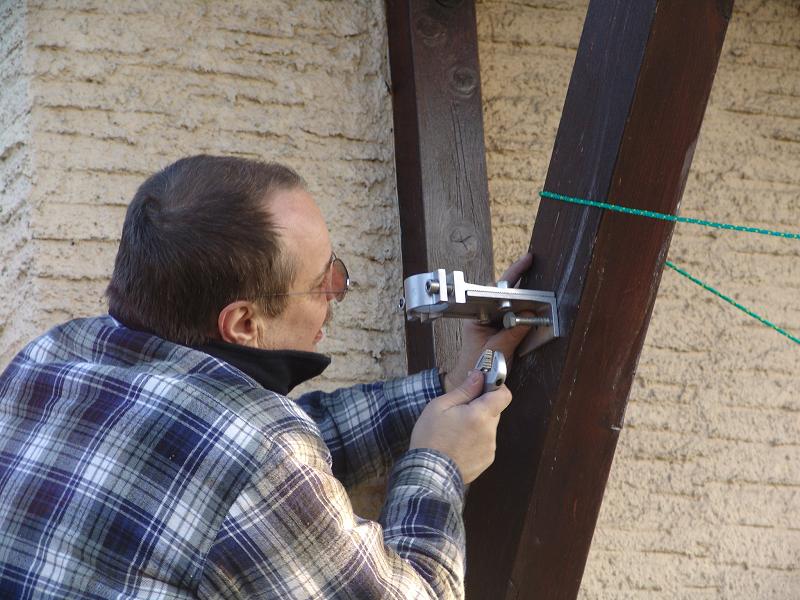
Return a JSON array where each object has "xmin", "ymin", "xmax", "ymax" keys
[
  {"xmin": 196, "ymin": 339, "xmax": 330, "ymax": 395},
  {"xmin": 107, "ymin": 312, "xmax": 329, "ymax": 395}
]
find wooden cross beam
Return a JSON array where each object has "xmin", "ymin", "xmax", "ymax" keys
[
  {"xmin": 386, "ymin": 0, "xmax": 494, "ymax": 375},
  {"xmin": 463, "ymin": 1, "xmax": 733, "ymax": 598},
  {"xmin": 387, "ymin": 0, "xmax": 732, "ymax": 598}
]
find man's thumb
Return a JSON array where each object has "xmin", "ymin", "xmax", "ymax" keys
[{"xmin": 440, "ymin": 370, "xmax": 484, "ymax": 407}]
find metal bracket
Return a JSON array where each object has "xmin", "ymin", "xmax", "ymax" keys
[{"xmin": 401, "ymin": 269, "xmax": 560, "ymax": 355}]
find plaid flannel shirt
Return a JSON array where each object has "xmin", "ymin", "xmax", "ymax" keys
[{"xmin": 0, "ymin": 316, "xmax": 466, "ymax": 599}]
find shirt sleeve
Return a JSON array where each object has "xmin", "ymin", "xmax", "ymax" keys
[
  {"xmin": 295, "ymin": 369, "xmax": 443, "ymax": 488},
  {"xmin": 198, "ymin": 430, "xmax": 466, "ymax": 600}
]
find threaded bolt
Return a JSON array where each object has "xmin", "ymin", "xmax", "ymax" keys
[{"xmin": 503, "ymin": 312, "xmax": 552, "ymax": 329}]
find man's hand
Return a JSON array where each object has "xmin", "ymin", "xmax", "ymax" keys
[
  {"xmin": 410, "ymin": 370, "xmax": 512, "ymax": 484},
  {"xmin": 444, "ymin": 252, "xmax": 534, "ymax": 393}
]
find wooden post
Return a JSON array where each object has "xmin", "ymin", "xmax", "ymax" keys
[
  {"xmin": 386, "ymin": 0, "xmax": 494, "ymax": 375},
  {"xmin": 463, "ymin": 1, "xmax": 733, "ymax": 598}
]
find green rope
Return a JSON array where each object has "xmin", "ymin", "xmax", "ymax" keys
[
  {"xmin": 539, "ymin": 190, "xmax": 800, "ymax": 239},
  {"xmin": 539, "ymin": 189, "xmax": 799, "ymax": 346},
  {"xmin": 665, "ymin": 261, "xmax": 799, "ymax": 346}
]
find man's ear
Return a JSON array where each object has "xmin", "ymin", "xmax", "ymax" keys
[{"xmin": 218, "ymin": 301, "xmax": 261, "ymax": 347}]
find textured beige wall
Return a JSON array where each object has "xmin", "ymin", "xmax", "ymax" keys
[
  {"xmin": 478, "ymin": 0, "xmax": 800, "ymax": 597},
  {"xmin": 0, "ymin": 0, "xmax": 405, "ymax": 391},
  {"xmin": 0, "ymin": 0, "xmax": 35, "ymax": 359},
  {"xmin": 1, "ymin": 0, "xmax": 798, "ymax": 597}
]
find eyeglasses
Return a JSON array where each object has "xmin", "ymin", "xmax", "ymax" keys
[
  {"xmin": 263, "ymin": 253, "xmax": 350, "ymax": 303},
  {"xmin": 320, "ymin": 253, "xmax": 350, "ymax": 302}
]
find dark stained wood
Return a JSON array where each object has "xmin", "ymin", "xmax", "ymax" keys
[
  {"xmin": 463, "ymin": 1, "xmax": 733, "ymax": 598},
  {"xmin": 386, "ymin": 0, "xmax": 494, "ymax": 375}
]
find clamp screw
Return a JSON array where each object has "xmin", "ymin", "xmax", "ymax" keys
[
  {"xmin": 503, "ymin": 312, "xmax": 552, "ymax": 329},
  {"xmin": 496, "ymin": 279, "xmax": 511, "ymax": 310},
  {"xmin": 426, "ymin": 280, "xmax": 453, "ymax": 295}
]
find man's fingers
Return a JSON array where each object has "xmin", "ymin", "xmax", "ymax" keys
[
  {"xmin": 439, "ymin": 370, "xmax": 484, "ymax": 408},
  {"xmin": 485, "ymin": 310, "xmax": 535, "ymax": 357},
  {"xmin": 499, "ymin": 251, "xmax": 533, "ymax": 286},
  {"xmin": 472, "ymin": 386, "xmax": 513, "ymax": 417},
  {"xmin": 501, "ymin": 319, "xmax": 532, "ymax": 341}
]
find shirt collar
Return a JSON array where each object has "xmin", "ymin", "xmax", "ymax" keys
[{"xmin": 195, "ymin": 340, "xmax": 330, "ymax": 395}]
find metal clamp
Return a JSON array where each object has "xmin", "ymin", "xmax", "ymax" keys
[{"xmin": 401, "ymin": 269, "xmax": 560, "ymax": 354}]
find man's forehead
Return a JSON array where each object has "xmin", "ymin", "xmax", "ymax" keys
[
  {"xmin": 267, "ymin": 189, "xmax": 326, "ymax": 227},
  {"xmin": 263, "ymin": 187, "xmax": 331, "ymax": 258}
]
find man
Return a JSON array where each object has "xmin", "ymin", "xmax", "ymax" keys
[{"xmin": 0, "ymin": 155, "xmax": 532, "ymax": 599}]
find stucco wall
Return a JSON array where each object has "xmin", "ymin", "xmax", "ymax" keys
[
  {"xmin": 0, "ymin": 0, "xmax": 35, "ymax": 360},
  {"xmin": 0, "ymin": 0, "xmax": 798, "ymax": 597},
  {"xmin": 0, "ymin": 0, "xmax": 405, "ymax": 390}
]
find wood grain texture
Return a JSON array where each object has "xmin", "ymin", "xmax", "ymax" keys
[
  {"xmin": 464, "ymin": 1, "xmax": 733, "ymax": 598},
  {"xmin": 386, "ymin": 0, "xmax": 494, "ymax": 374}
]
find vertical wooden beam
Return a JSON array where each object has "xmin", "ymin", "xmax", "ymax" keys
[
  {"xmin": 386, "ymin": 0, "xmax": 494, "ymax": 375},
  {"xmin": 464, "ymin": 1, "xmax": 733, "ymax": 598}
]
